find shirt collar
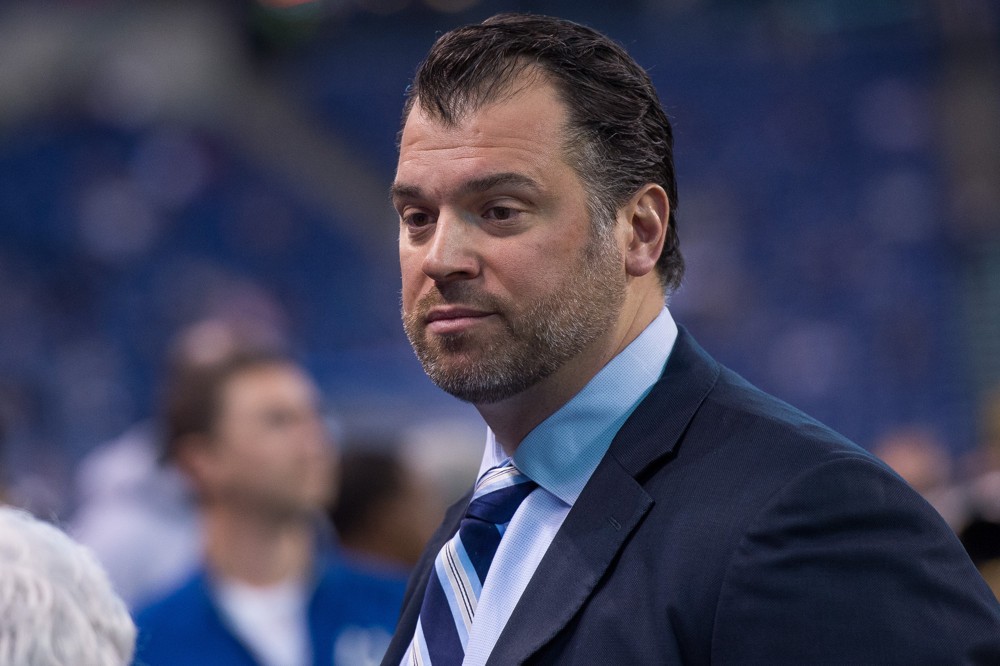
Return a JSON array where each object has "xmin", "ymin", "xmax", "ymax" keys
[{"xmin": 479, "ymin": 306, "xmax": 678, "ymax": 506}]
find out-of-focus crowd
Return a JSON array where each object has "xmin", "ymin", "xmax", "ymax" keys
[
  {"xmin": 874, "ymin": 404, "xmax": 1000, "ymax": 596},
  {"xmin": 2, "ymin": 316, "xmax": 481, "ymax": 666},
  {"xmin": 1, "ymin": 1, "xmax": 998, "ymax": 663}
]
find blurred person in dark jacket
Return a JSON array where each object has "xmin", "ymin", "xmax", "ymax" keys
[
  {"xmin": 328, "ymin": 444, "xmax": 445, "ymax": 573},
  {"xmin": 959, "ymin": 386, "xmax": 1000, "ymax": 599}
]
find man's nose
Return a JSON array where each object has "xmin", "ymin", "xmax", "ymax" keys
[
  {"xmin": 299, "ymin": 412, "xmax": 332, "ymax": 456},
  {"xmin": 421, "ymin": 212, "xmax": 480, "ymax": 283}
]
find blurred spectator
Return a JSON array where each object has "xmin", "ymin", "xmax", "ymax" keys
[
  {"xmin": 873, "ymin": 425, "xmax": 967, "ymax": 529},
  {"xmin": 969, "ymin": 385, "xmax": 1000, "ymax": 473},
  {"xmin": 874, "ymin": 417, "xmax": 1000, "ymax": 599},
  {"xmin": 70, "ymin": 317, "xmax": 286, "ymax": 609},
  {"xmin": 960, "ymin": 517, "xmax": 1000, "ymax": 598},
  {"xmin": 328, "ymin": 444, "xmax": 445, "ymax": 572},
  {"xmin": 0, "ymin": 505, "xmax": 136, "ymax": 665},
  {"xmin": 958, "ymin": 386, "xmax": 1000, "ymax": 599},
  {"xmin": 132, "ymin": 348, "xmax": 404, "ymax": 666}
]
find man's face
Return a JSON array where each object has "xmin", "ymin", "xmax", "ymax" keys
[
  {"xmin": 201, "ymin": 363, "xmax": 335, "ymax": 518},
  {"xmin": 394, "ymin": 76, "xmax": 626, "ymax": 404}
]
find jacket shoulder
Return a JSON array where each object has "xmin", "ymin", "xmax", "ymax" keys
[{"xmin": 133, "ymin": 571, "xmax": 213, "ymax": 630}]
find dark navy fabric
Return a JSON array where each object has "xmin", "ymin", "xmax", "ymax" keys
[{"xmin": 383, "ymin": 327, "xmax": 1000, "ymax": 665}]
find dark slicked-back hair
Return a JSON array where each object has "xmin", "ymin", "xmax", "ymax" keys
[{"xmin": 401, "ymin": 12, "xmax": 683, "ymax": 292}]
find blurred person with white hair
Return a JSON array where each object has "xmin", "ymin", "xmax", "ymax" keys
[{"xmin": 0, "ymin": 505, "xmax": 136, "ymax": 666}]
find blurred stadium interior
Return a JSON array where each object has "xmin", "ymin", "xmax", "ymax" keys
[{"xmin": 0, "ymin": 0, "xmax": 998, "ymax": 517}]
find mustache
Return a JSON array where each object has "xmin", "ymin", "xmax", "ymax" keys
[{"xmin": 413, "ymin": 282, "xmax": 508, "ymax": 317}]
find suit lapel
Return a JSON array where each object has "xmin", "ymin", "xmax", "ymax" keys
[
  {"xmin": 486, "ymin": 459, "xmax": 653, "ymax": 665},
  {"xmin": 487, "ymin": 327, "xmax": 720, "ymax": 664}
]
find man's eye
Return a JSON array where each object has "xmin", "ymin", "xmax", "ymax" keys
[
  {"xmin": 262, "ymin": 411, "xmax": 296, "ymax": 430},
  {"xmin": 403, "ymin": 212, "xmax": 433, "ymax": 228},
  {"xmin": 484, "ymin": 207, "xmax": 515, "ymax": 221}
]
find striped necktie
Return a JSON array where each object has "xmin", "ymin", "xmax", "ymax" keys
[{"xmin": 406, "ymin": 461, "xmax": 537, "ymax": 665}]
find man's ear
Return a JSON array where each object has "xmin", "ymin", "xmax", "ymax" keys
[
  {"xmin": 173, "ymin": 433, "xmax": 216, "ymax": 489},
  {"xmin": 620, "ymin": 184, "xmax": 668, "ymax": 278}
]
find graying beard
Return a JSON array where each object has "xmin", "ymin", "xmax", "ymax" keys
[{"xmin": 418, "ymin": 252, "xmax": 621, "ymax": 404}]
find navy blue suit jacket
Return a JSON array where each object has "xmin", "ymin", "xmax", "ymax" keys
[{"xmin": 383, "ymin": 328, "xmax": 1000, "ymax": 664}]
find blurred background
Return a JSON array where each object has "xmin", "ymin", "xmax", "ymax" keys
[{"xmin": 0, "ymin": 0, "xmax": 998, "ymax": 541}]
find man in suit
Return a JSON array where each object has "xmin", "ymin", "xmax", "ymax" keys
[{"xmin": 385, "ymin": 13, "xmax": 1000, "ymax": 665}]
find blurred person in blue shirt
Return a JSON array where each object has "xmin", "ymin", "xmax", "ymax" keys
[
  {"xmin": 132, "ymin": 347, "xmax": 404, "ymax": 666},
  {"xmin": 72, "ymin": 318, "xmax": 285, "ymax": 610},
  {"xmin": 71, "ymin": 420, "xmax": 202, "ymax": 610}
]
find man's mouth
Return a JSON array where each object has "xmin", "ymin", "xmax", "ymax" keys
[{"xmin": 425, "ymin": 306, "xmax": 495, "ymax": 334}]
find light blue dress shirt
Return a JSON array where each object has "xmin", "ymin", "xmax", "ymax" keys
[{"xmin": 462, "ymin": 307, "xmax": 678, "ymax": 665}]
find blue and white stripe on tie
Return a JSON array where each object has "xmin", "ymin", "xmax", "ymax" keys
[{"xmin": 404, "ymin": 461, "xmax": 537, "ymax": 665}]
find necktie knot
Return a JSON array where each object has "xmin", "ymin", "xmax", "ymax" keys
[{"xmin": 466, "ymin": 463, "xmax": 537, "ymax": 524}]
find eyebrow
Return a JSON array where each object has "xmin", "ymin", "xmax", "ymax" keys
[{"xmin": 390, "ymin": 172, "xmax": 543, "ymax": 204}]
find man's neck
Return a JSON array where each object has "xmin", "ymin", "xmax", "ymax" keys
[{"xmin": 201, "ymin": 506, "xmax": 315, "ymax": 587}]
